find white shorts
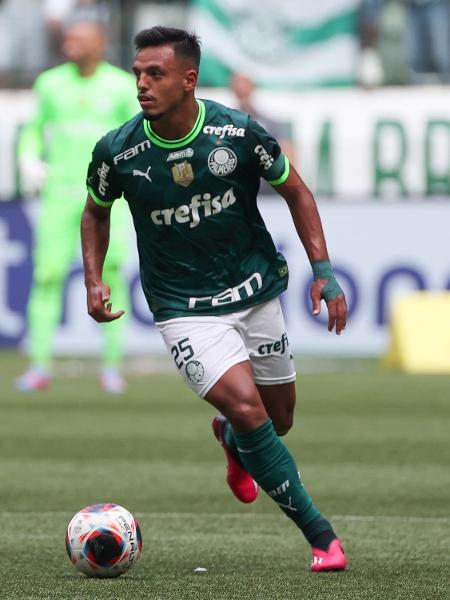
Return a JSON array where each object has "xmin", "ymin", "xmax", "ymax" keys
[{"xmin": 156, "ymin": 298, "xmax": 296, "ymax": 398}]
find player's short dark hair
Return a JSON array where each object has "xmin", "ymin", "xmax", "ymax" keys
[{"xmin": 134, "ymin": 26, "xmax": 201, "ymax": 70}]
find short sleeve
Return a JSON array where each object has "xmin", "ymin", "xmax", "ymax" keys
[
  {"xmin": 247, "ymin": 118, "xmax": 290, "ymax": 186},
  {"xmin": 86, "ymin": 136, "xmax": 123, "ymax": 207}
]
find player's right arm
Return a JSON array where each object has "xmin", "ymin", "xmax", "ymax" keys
[
  {"xmin": 17, "ymin": 75, "xmax": 49, "ymax": 196},
  {"xmin": 81, "ymin": 195, "xmax": 124, "ymax": 322},
  {"xmin": 82, "ymin": 136, "xmax": 125, "ymax": 322}
]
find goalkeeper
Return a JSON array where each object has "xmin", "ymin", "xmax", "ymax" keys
[{"xmin": 16, "ymin": 19, "xmax": 137, "ymax": 393}]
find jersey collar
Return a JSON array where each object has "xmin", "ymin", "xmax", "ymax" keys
[{"xmin": 143, "ymin": 99, "xmax": 205, "ymax": 148}]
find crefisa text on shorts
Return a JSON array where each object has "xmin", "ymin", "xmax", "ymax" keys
[{"xmin": 257, "ymin": 333, "xmax": 290, "ymax": 355}]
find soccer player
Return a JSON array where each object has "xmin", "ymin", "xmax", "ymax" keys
[
  {"xmin": 81, "ymin": 26, "xmax": 348, "ymax": 571},
  {"xmin": 16, "ymin": 19, "xmax": 137, "ymax": 393}
]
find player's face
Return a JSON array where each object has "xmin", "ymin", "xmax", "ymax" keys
[
  {"xmin": 133, "ymin": 45, "xmax": 197, "ymax": 121},
  {"xmin": 62, "ymin": 23, "xmax": 105, "ymax": 64}
]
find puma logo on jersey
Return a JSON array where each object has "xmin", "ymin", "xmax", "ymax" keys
[
  {"xmin": 150, "ymin": 187, "xmax": 236, "ymax": 229},
  {"xmin": 114, "ymin": 139, "xmax": 151, "ymax": 164},
  {"xmin": 133, "ymin": 166, "xmax": 152, "ymax": 182}
]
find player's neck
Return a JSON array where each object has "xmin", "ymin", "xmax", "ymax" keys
[
  {"xmin": 239, "ymin": 99, "xmax": 255, "ymax": 116},
  {"xmin": 149, "ymin": 96, "xmax": 199, "ymax": 141},
  {"xmin": 75, "ymin": 58, "xmax": 102, "ymax": 78}
]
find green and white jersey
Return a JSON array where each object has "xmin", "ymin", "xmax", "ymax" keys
[{"xmin": 87, "ymin": 98, "xmax": 290, "ymax": 322}]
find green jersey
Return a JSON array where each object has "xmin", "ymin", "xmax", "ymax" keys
[
  {"xmin": 18, "ymin": 61, "xmax": 137, "ymax": 200},
  {"xmin": 87, "ymin": 99, "xmax": 291, "ymax": 322}
]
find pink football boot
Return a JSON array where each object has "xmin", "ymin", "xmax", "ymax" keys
[
  {"xmin": 310, "ymin": 538, "xmax": 347, "ymax": 572},
  {"xmin": 100, "ymin": 368, "xmax": 126, "ymax": 394},
  {"xmin": 212, "ymin": 415, "xmax": 259, "ymax": 503},
  {"xmin": 15, "ymin": 367, "xmax": 51, "ymax": 392}
]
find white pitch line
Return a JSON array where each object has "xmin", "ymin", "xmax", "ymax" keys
[
  {"xmin": 0, "ymin": 512, "xmax": 449, "ymax": 523},
  {"xmin": 330, "ymin": 515, "xmax": 450, "ymax": 523}
]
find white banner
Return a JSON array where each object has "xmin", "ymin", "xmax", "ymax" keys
[
  {"xmin": 189, "ymin": 0, "xmax": 359, "ymax": 87},
  {"xmin": 203, "ymin": 86, "xmax": 450, "ymax": 199},
  {"xmin": 1, "ymin": 87, "xmax": 449, "ymax": 199}
]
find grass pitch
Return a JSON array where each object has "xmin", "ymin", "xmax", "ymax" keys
[{"xmin": 0, "ymin": 352, "xmax": 449, "ymax": 600}]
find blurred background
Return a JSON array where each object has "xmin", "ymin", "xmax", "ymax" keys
[{"xmin": 0, "ymin": 0, "xmax": 449, "ymax": 370}]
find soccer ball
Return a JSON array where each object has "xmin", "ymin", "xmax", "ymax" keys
[{"xmin": 65, "ymin": 503, "xmax": 142, "ymax": 578}]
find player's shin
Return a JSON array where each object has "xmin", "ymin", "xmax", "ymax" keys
[
  {"xmin": 235, "ymin": 419, "xmax": 336, "ymax": 546},
  {"xmin": 222, "ymin": 419, "xmax": 242, "ymax": 464}
]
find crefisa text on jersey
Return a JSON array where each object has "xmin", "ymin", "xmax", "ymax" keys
[
  {"xmin": 97, "ymin": 162, "xmax": 110, "ymax": 196},
  {"xmin": 203, "ymin": 124, "xmax": 246, "ymax": 139},
  {"xmin": 254, "ymin": 145, "xmax": 275, "ymax": 171},
  {"xmin": 150, "ymin": 187, "xmax": 236, "ymax": 228}
]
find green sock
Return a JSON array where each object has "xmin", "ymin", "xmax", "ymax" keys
[
  {"xmin": 28, "ymin": 278, "xmax": 65, "ymax": 370},
  {"xmin": 223, "ymin": 421, "xmax": 242, "ymax": 464},
  {"xmin": 234, "ymin": 419, "xmax": 334, "ymax": 543}
]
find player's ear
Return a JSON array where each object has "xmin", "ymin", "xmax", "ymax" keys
[{"xmin": 184, "ymin": 69, "xmax": 198, "ymax": 91}]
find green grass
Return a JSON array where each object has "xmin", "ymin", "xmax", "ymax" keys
[{"xmin": 0, "ymin": 352, "xmax": 449, "ymax": 600}]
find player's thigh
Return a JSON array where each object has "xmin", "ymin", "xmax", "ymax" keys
[
  {"xmin": 240, "ymin": 298, "xmax": 296, "ymax": 386},
  {"xmin": 106, "ymin": 199, "xmax": 132, "ymax": 267},
  {"xmin": 33, "ymin": 200, "xmax": 80, "ymax": 283},
  {"xmin": 156, "ymin": 314, "xmax": 250, "ymax": 399},
  {"xmin": 239, "ymin": 298, "xmax": 297, "ymax": 434}
]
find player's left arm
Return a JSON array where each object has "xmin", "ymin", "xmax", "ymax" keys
[
  {"xmin": 275, "ymin": 164, "xmax": 347, "ymax": 335},
  {"xmin": 246, "ymin": 116, "xmax": 346, "ymax": 334}
]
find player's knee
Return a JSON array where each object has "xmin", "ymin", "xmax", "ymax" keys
[
  {"xmin": 228, "ymin": 392, "xmax": 266, "ymax": 430},
  {"xmin": 102, "ymin": 261, "xmax": 121, "ymax": 277},
  {"xmin": 34, "ymin": 266, "xmax": 65, "ymax": 287},
  {"xmin": 233, "ymin": 398, "xmax": 260, "ymax": 422}
]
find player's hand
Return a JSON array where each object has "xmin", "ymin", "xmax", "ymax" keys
[
  {"xmin": 86, "ymin": 281, "xmax": 125, "ymax": 323},
  {"xmin": 19, "ymin": 159, "xmax": 48, "ymax": 197},
  {"xmin": 311, "ymin": 279, "xmax": 347, "ymax": 335}
]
